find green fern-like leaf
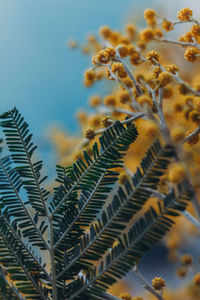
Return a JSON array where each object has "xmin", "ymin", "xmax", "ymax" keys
[{"xmin": 66, "ymin": 181, "xmax": 192, "ymax": 299}]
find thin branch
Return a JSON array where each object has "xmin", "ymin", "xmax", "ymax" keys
[
  {"xmin": 50, "ymin": 219, "xmax": 58, "ymax": 300},
  {"xmin": 183, "ymin": 126, "xmax": 200, "ymax": 143},
  {"xmin": 179, "ymin": 210, "xmax": 200, "ymax": 230},
  {"xmin": 133, "ymin": 267, "xmax": 165, "ymax": 300},
  {"xmin": 115, "ymin": 49, "xmax": 143, "ymax": 96},
  {"xmin": 155, "ymin": 38, "xmax": 200, "ymax": 50}
]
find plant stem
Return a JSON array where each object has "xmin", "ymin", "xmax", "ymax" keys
[
  {"xmin": 179, "ymin": 210, "xmax": 200, "ymax": 230},
  {"xmin": 50, "ymin": 219, "xmax": 58, "ymax": 300},
  {"xmin": 133, "ymin": 267, "xmax": 165, "ymax": 300}
]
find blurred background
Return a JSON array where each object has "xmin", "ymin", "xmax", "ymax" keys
[
  {"xmin": 0, "ymin": 0, "xmax": 198, "ymax": 134},
  {"xmin": 0, "ymin": 0, "xmax": 200, "ymax": 297}
]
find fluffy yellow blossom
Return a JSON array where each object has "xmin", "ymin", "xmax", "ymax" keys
[
  {"xmin": 144, "ymin": 120, "xmax": 159, "ymax": 138},
  {"xmin": 144, "ymin": 8, "xmax": 156, "ymax": 27},
  {"xmin": 152, "ymin": 277, "xmax": 166, "ymax": 290},
  {"xmin": 183, "ymin": 32, "xmax": 194, "ymax": 42},
  {"xmin": 130, "ymin": 52, "xmax": 141, "ymax": 65},
  {"xmin": 117, "ymin": 90, "xmax": 131, "ymax": 104},
  {"xmin": 77, "ymin": 111, "xmax": 87, "ymax": 126},
  {"xmin": 171, "ymin": 127, "xmax": 185, "ymax": 142},
  {"xmin": 168, "ymin": 163, "xmax": 186, "ymax": 184},
  {"xmin": 180, "ymin": 254, "xmax": 193, "ymax": 265},
  {"xmin": 105, "ymin": 69, "xmax": 114, "ymax": 81},
  {"xmin": 163, "ymin": 86, "xmax": 173, "ymax": 98},
  {"xmin": 193, "ymin": 273, "xmax": 200, "ymax": 285},
  {"xmin": 137, "ymin": 95, "xmax": 152, "ymax": 107},
  {"xmin": 68, "ymin": 40, "xmax": 77, "ymax": 49},
  {"xmin": 121, "ymin": 77, "xmax": 134, "ymax": 88},
  {"xmin": 166, "ymin": 64, "xmax": 179, "ymax": 74},
  {"xmin": 81, "ymin": 46, "xmax": 90, "ymax": 54},
  {"xmin": 119, "ymin": 171, "xmax": 129, "ymax": 184},
  {"xmin": 92, "ymin": 50, "xmax": 109, "ymax": 65},
  {"xmin": 125, "ymin": 23, "xmax": 136, "ymax": 40},
  {"xmin": 184, "ymin": 47, "xmax": 199, "ymax": 62},
  {"xmin": 99, "ymin": 26, "xmax": 112, "ymax": 39},
  {"xmin": 117, "ymin": 44, "xmax": 129, "ymax": 58},
  {"xmin": 84, "ymin": 69, "xmax": 96, "ymax": 86},
  {"xmin": 153, "ymin": 28, "xmax": 163, "ymax": 38},
  {"xmin": 153, "ymin": 66, "xmax": 162, "ymax": 78},
  {"xmin": 193, "ymin": 97, "xmax": 200, "ymax": 111},
  {"xmin": 178, "ymin": 84, "xmax": 190, "ymax": 95},
  {"xmin": 139, "ymin": 28, "xmax": 154, "ymax": 42},
  {"xmin": 144, "ymin": 8, "xmax": 156, "ymax": 20},
  {"xmin": 190, "ymin": 24, "xmax": 200, "ymax": 39},
  {"xmin": 146, "ymin": 50, "xmax": 160, "ymax": 64},
  {"xmin": 84, "ymin": 128, "xmax": 96, "ymax": 140},
  {"xmin": 162, "ymin": 19, "xmax": 174, "ymax": 31},
  {"xmin": 101, "ymin": 116, "xmax": 112, "ymax": 128},
  {"xmin": 132, "ymin": 297, "xmax": 144, "ymax": 300},
  {"xmin": 128, "ymin": 45, "xmax": 137, "ymax": 55},
  {"xmin": 119, "ymin": 292, "xmax": 132, "ymax": 300},
  {"xmin": 189, "ymin": 110, "xmax": 200, "ymax": 124},
  {"xmin": 176, "ymin": 266, "xmax": 187, "ymax": 278},
  {"xmin": 88, "ymin": 115, "xmax": 101, "ymax": 128},
  {"xmin": 111, "ymin": 63, "xmax": 127, "ymax": 78},
  {"xmin": 104, "ymin": 95, "xmax": 117, "ymax": 107},
  {"xmin": 158, "ymin": 72, "xmax": 171, "ymax": 86},
  {"xmin": 89, "ymin": 95, "xmax": 101, "ymax": 107},
  {"xmin": 177, "ymin": 7, "xmax": 193, "ymax": 21},
  {"xmin": 104, "ymin": 47, "xmax": 116, "ymax": 59}
]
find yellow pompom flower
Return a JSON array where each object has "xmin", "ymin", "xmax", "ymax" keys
[
  {"xmin": 117, "ymin": 90, "xmax": 131, "ymax": 104},
  {"xmin": 117, "ymin": 44, "xmax": 129, "ymax": 58},
  {"xmin": 193, "ymin": 97, "xmax": 200, "ymax": 111},
  {"xmin": 176, "ymin": 266, "xmax": 187, "ymax": 278},
  {"xmin": 190, "ymin": 24, "xmax": 200, "ymax": 39},
  {"xmin": 168, "ymin": 163, "xmax": 186, "ymax": 184},
  {"xmin": 125, "ymin": 23, "xmax": 136, "ymax": 40},
  {"xmin": 89, "ymin": 95, "xmax": 101, "ymax": 107},
  {"xmin": 193, "ymin": 273, "xmax": 200, "ymax": 285},
  {"xmin": 184, "ymin": 47, "xmax": 199, "ymax": 63},
  {"xmin": 144, "ymin": 8, "xmax": 156, "ymax": 27},
  {"xmin": 180, "ymin": 254, "xmax": 193, "ymax": 266},
  {"xmin": 158, "ymin": 72, "xmax": 171, "ymax": 86},
  {"xmin": 146, "ymin": 50, "xmax": 160, "ymax": 64},
  {"xmin": 84, "ymin": 128, "xmax": 96, "ymax": 140},
  {"xmin": 101, "ymin": 116, "xmax": 112, "ymax": 128},
  {"xmin": 152, "ymin": 277, "xmax": 166, "ymax": 290},
  {"xmin": 144, "ymin": 120, "xmax": 159, "ymax": 138},
  {"xmin": 162, "ymin": 19, "xmax": 174, "ymax": 31},
  {"xmin": 104, "ymin": 95, "xmax": 117, "ymax": 107},
  {"xmin": 119, "ymin": 171, "xmax": 129, "ymax": 185},
  {"xmin": 119, "ymin": 292, "xmax": 132, "ymax": 300},
  {"xmin": 99, "ymin": 26, "xmax": 112, "ymax": 39},
  {"xmin": 171, "ymin": 127, "xmax": 185, "ymax": 142},
  {"xmin": 166, "ymin": 64, "xmax": 179, "ymax": 74},
  {"xmin": 121, "ymin": 77, "xmax": 134, "ymax": 88},
  {"xmin": 177, "ymin": 7, "xmax": 193, "ymax": 21},
  {"xmin": 139, "ymin": 28, "xmax": 154, "ymax": 43},
  {"xmin": 137, "ymin": 95, "xmax": 152, "ymax": 107},
  {"xmin": 111, "ymin": 63, "xmax": 127, "ymax": 78}
]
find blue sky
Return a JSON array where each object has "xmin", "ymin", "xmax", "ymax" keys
[{"xmin": 0, "ymin": 0, "xmax": 145, "ymax": 134}]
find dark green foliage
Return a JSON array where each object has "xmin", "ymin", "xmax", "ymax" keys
[{"xmin": 0, "ymin": 108, "xmax": 193, "ymax": 300}]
